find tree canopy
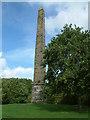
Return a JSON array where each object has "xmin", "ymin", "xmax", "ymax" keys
[
  {"xmin": 43, "ymin": 24, "xmax": 90, "ymax": 108},
  {"xmin": 2, "ymin": 78, "xmax": 32, "ymax": 104}
]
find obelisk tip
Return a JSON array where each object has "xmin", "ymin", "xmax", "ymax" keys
[{"xmin": 39, "ymin": 6, "xmax": 44, "ymax": 11}]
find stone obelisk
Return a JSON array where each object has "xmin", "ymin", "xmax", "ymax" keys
[{"xmin": 31, "ymin": 7, "xmax": 45, "ymax": 103}]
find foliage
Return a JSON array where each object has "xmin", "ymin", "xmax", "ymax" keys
[
  {"xmin": 43, "ymin": 24, "xmax": 90, "ymax": 108},
  {"xmin": 2, "ymin": 78, "xmax": 32, "ymax": 104},
  {"xmin": 0, "ymin": 78, "xmax": 2, "ymax": 103},
  {"xmin": 26, "ymin": 95, "xmax": 31, "ymax": 103}
]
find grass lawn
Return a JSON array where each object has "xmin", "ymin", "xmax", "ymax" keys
[
  {"xmin": 0, "ymin": 105, "xmax": 2, "ymax": 120},
  {"xmin": 2, "ymin": 104, "xmax": 89, "ymax": 118}
]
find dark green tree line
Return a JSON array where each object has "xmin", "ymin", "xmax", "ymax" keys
[{"xmin": 2, "ymin": 78, "xmax": 32, "ymax": 104}]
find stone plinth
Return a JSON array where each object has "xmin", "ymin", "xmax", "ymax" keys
[{"xmin": 31, "ymin": 82, "xmax": 44, "ymax": 103}]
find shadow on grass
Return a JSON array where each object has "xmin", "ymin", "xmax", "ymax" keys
[{"xmin": 32, "ymin": 104, "xmax": 88, "ymax": 113}]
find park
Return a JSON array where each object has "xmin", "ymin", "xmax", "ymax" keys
[{"xmin": 1, "ymin": 3, "xmax": 90, "ymax": 119}]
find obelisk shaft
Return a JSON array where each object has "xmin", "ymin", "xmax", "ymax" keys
[
  {"xmin": 34, "ymin": 7, "xmax": 45, "ymax": 83},
  {"xmin": 31, "ymin": 7, "xmax": 45, "ymax": 103}
]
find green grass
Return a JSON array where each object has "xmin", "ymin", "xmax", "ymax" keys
[
  {"xmin": 0, "ymin": 105, "xmax": 2, "ymax": 120},
  {"xmin": 2, "ymin": 104, "xmax": 89, "ymax": 118}
]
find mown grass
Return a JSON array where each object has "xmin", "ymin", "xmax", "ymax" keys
[{"xmin": 2, "ymin": 104, "xmax": 89, "ymax": 118}]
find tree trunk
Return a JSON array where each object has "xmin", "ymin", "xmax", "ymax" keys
[{"xmin": 78, "ymin": 95, "xmax": 82, "ymax": 112}]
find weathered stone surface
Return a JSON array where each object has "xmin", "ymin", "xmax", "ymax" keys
[
  {"xmin": 31, "ymin": 83, "xmax": 44, "ymax": 103},
  {"xmin": 31, "ymin": 7, "xmax": 45, "ymax": 103}
]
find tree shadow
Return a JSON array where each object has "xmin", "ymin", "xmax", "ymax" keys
[{"xmin": 33, "ymin": 104, "xmax": 85, "ymax": 112}]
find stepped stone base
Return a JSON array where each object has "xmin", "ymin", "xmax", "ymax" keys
[{"xmin": 31, "ymin": 82, "xmax": 45, "ymax": 103}]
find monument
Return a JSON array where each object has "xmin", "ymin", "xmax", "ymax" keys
[{"xmin": 31, "ymin": 7, "xmax": 45, "ymax": 103}]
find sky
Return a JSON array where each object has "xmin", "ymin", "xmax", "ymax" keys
[{"xmin": 0, "ymin": 1, "xmax": 89, "ymax": 80}]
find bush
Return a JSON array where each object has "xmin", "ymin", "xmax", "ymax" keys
[
  {"xmin": 26, "ymin": 95, "xmax": 31, "ymax": 103},
  {"xmin": 42, "ymin": 86, "xmax": 88, "ymax": 105},
  {"xmin": 2, "ymin": 78, "xmax": 32, "ymax": 104}
]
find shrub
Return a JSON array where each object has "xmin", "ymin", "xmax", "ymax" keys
[{"xmin": 2, "ymin": 78, "xmax": 32, "ymax": 104}]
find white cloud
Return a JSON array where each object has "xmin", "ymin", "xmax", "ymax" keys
[
  {"xmin": 0, "ymin": 52, "xmax": 6, "ymax": 68},
  {"xmin": 27, "ymin": 1, "xmax": 89, "ymax": 10},
  {"xmin": 0, "ymin": 58, "xmax": 6, "ymax": 68},
  {"xmin": 0, "ymin": 52, "xmax": 2, "ymax": 58},
  {"xmin": 0, "ymin": 52, "xmax": 34, "ymax": 80},
  {"xmin": 1, "ymin": 67, "xmax": 34, "ymax": 79},
  {"xmin": 2, "ymin": 0, "xmax": 89, "ymax": 2},
  {"xmin": 45, "ymin": 3, "xmax": 88, "ymax": 35}
]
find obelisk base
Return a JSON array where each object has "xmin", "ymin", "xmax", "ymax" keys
[{"xmin": 31, "ymin": 82, "xmax": 45, "ymax": 103}]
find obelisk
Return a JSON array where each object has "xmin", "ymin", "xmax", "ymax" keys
[{"xmin": 31, "ymin": 7, "xmax": 45, "ymax": 103}]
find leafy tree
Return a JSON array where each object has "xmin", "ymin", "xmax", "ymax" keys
[
  {"xmin": 2, "ymin": 78, "xmax": 10, "ymax": 104},
  {"xmin": 43, "ymin": 24, "xmax": 90, "ymax": 111},
  {"xmin": 2, "ymin": 78, "xmax": 32, "ymax": 104},
  {"xmin": 0, "ymin": 78, "xmax": 2, "ymax": 103}
]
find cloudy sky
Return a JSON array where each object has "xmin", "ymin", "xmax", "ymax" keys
[{"xmin": 0, "ymin": 1, "xmax": 88, "ymax": 80}]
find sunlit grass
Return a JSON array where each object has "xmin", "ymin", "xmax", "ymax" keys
[{"xmin": 2, "ymin": 104, "xmax": 89, "ymax": 118}]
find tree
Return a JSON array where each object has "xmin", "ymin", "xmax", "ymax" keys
[
  {"xmin": 2, "ymin": 78, "xmax": 32, "ymax": 104},
  {"xmin": 43, "ymin": 24, "xmax": 90, "ymax": 111}
]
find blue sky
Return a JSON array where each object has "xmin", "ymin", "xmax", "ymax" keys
[
  {"xmin": 0, "ymin": 2, "xmax": 88, "ymax": 79},
  {"xmin": 2, "ymin": 2, "xmax": 56, "ymax": 68}
]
